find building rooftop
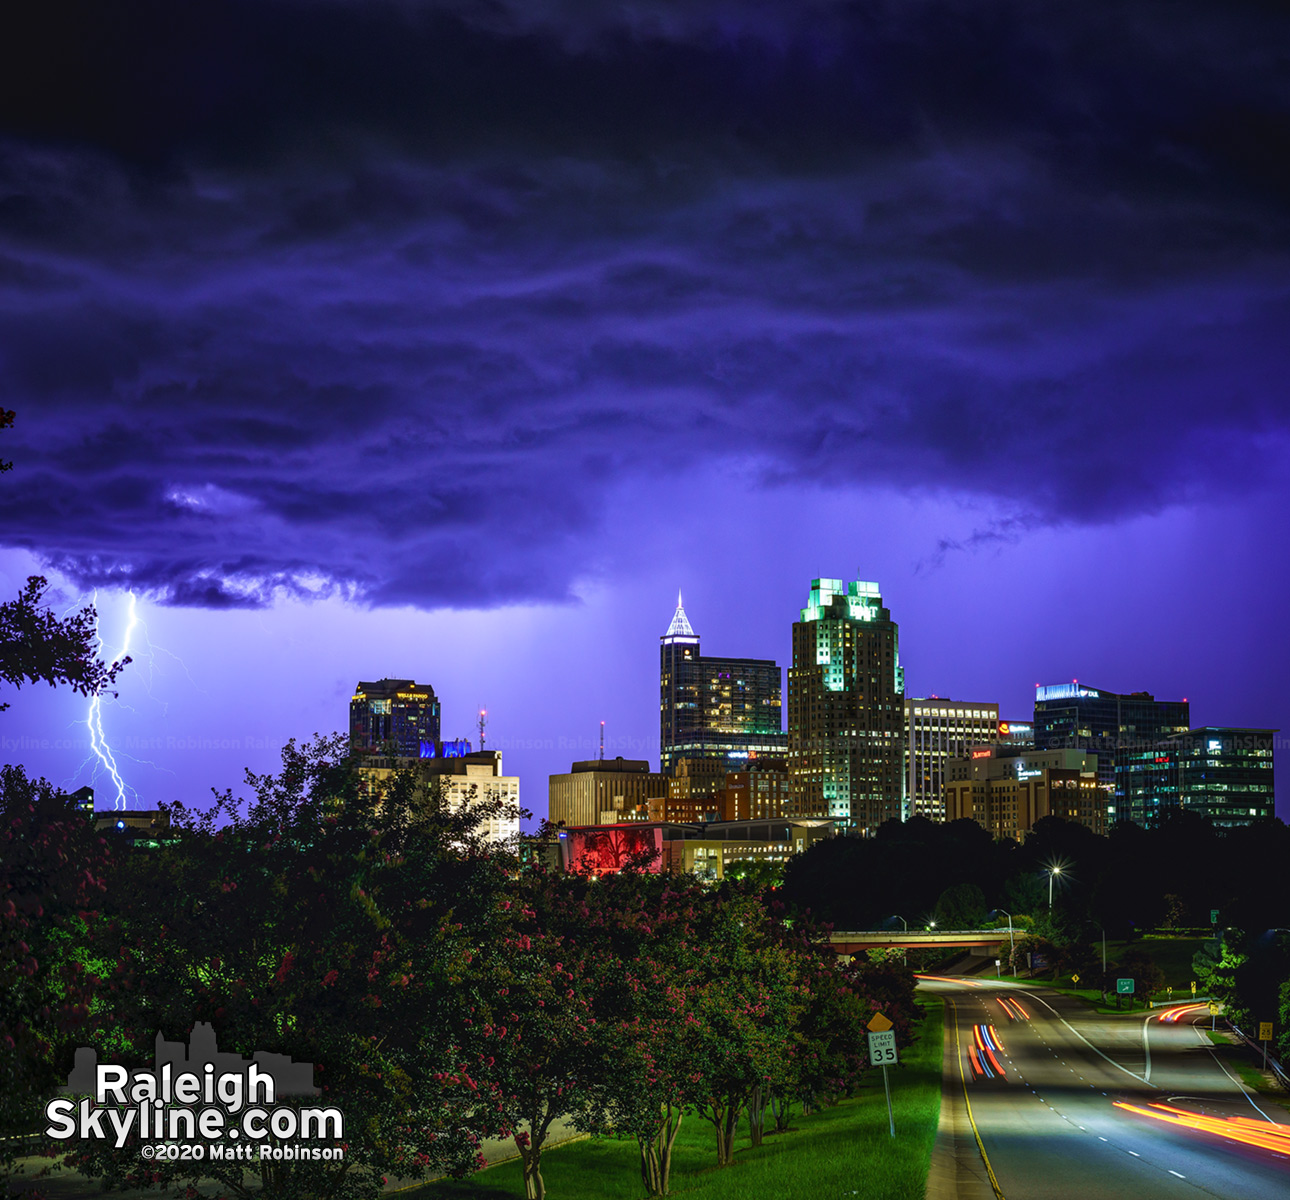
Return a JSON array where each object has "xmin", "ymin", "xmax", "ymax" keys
[{"xmin": 662, "ymin": 591, "xmax": 698, "ymax": 641}]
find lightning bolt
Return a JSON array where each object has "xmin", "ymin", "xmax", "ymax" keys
[{"xmin": 86, "ymin": 591, "xmax": 139, "ymax": 811}]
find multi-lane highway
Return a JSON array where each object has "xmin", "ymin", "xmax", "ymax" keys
[{"xmin": 921, "ymin": 976, "xmax": 1290, "ymax": 1199}]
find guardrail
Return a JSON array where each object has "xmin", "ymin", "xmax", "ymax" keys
[{"xmin": 1230, "ymin": 1021, "xmax": 1290, "ymax": 1090}]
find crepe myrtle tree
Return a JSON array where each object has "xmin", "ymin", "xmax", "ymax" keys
[
  {"xmin": 573, "ymin": 873, "xmax": 712, "ymax": 1197},
  {"xmin": 72, "ymin": 735, "xmax": 521, "ymax": 1200},
  {"xmin": 481, "ymin": 868, "xmax": 605, "ymax": 1200},
  {"xmin": 685, "ymin": 889, "xmax": 803, "ymax": 1167},
  {"xmin": 0, "ymin": 767, "xmax": 116, "ymax": 1199}
]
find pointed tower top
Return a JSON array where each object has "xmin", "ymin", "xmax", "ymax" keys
[{"xmin": 663, "ymin": 591, "xmax": 698, "ymax": 642}]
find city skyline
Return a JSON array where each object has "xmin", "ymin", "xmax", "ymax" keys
[{"xmin": 1, "ymin": 2, "xmax": 1287, "ymax": 822}]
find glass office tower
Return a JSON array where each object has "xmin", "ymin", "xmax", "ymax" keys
[
  {"xmin": 1033, "ymin": 683, "xmax": 1189, "ymax": 820},
  {"xmin": 659, "ymin": 594, "xmax": 786, "ymax": 774},
  {"xmin": 1117, "ymin": 727, "xmax": 1275, "ymax": 827}
]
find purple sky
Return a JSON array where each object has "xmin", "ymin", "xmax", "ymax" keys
[{"xmin": 2, "ymin": 1, "xmax": 1288, "ymax": 820}]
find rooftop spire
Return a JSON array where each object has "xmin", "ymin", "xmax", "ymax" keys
[{"xmin": 663, "ymin": 590, "xmax": 697, "ymax": 640}]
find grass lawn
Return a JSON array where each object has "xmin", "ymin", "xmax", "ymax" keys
[{"xmin": 413, "ymin": 997, "xmax": 944, "ymax": 1200}]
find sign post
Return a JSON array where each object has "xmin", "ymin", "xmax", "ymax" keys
[
  {"xmin": 867, "ymin": 1012, "xmax": 898, "ymax": 1138},
  {"xmin": 1117, "ymin": 978, "xmax": 1134, "ymax": 1009},
  {"xmin": 1259, "ymin": 1022, "xmax": 1274, "ymax": 1071},
  {"xmin": 1209, "ymin": 1000, "xmax": 1220, "ymax": 1032}
]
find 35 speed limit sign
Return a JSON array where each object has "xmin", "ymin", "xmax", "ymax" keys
[{"xmin": 868, "ymin": 1029, "xmax": 899, "ymax": 1065}]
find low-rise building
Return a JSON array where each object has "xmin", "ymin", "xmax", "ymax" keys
[
  {"xmin": 944, "ymin": 745, "xmax": 1104, "ymax": 840},
  {"xmin": 556, "ymin": 817, "xmax": 834, "ymax": 879},
  {"xmin": 547, "ymin": 757, "xmax": 669, "ymax": 827}
]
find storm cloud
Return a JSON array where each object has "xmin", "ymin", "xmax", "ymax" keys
[{"xmin": 2, "ymin": 0, "xmax": 1288, "ymax": 607}]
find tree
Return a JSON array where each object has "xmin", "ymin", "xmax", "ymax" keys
[
  {"xmin": 685, "ymin": 888, "xmax": 801, "ymax": 1167},
  {"xmin": 73, "ymin": 735, "xmax": 520, "ymax": 1200},
  {"xmin": 934, "ymin": 883, "xmax": 987, "ymax": 929},
  {"xmin": 484, "ymin": 869, "xmax": 602, "ymax": 1200},
  {"xmin": 575, "ymin": 873, "xmax": 709, "ymax": 1197},
  {"xmin": 0, "ymin": 767, "xmax": 115, "ymax": 1195},
  {"xmin": 0, "ymin": 411, "xmax": 130, "ymax": 712},
  {"xmin": 0, "ymin": 577, "xmax": 131, "ymax": 712}
]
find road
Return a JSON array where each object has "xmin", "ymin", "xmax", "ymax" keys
[{"xmin": 921, "ymin": 976, "xmax": 1290, "ymax": 1200}]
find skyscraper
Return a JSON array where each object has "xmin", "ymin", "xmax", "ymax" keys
[
  {"xmin": 904, "ymin": 697, "xmax": 1002, "ymax": 820},
  {"xmin": 658, "ymin": 594, "xmax": 786, "ymax": 774},
  {"xmin": 350, "ymin": 679, "xmax": 441, "ymax": 757},
  {"xmin": 1032, "ymin": 683, "xmax": 1189, "ymax": 820},
  {"xmin": 788, "ymin": 579, "xmax": 905, "ymax": 833}
]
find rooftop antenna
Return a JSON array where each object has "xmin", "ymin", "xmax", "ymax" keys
[
  {"xmin": 478, "ymin": 707, "xmax": 487, "ymax": 750},
  {"xmin": 599, "ymin": 720, "xmax": 605, "ymax": 762}
]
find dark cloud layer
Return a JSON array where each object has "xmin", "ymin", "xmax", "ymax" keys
[{"xmin": 2, "ymin": 1, "xmax": 1288, "ymax": 607}]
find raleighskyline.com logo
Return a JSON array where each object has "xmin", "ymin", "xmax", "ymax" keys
[{"xmin": 45, "ymin": 1023, "xmax": 344, "ymax": 1152}]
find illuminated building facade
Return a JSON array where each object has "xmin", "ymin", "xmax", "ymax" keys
[
  {"xmin": 1033, "ymin": 683, "xmax": 1189, "ymax": 819},
  {"xmin": 659, "ymin": 594, "xmax": 786, "ymax": 774},
  {"xmin": 556, "ymin": 818, "xmax": 834, "ymax": 879},
  {"xmin": 998, "ymin": 720, "xmax": 1035, "ymax": 747},
  {"xmin": 357, "ymin": 749, "xmax": 520, "ymax": 844},
  {"xmin": 350, "ymin": 678, "xmax": 441, "ymax": 756},
  {"xmin": 720, "ymin": 759, "xmax": 791, "ymax": 822},
  {"xmin": 788, "ymin": 579, "xmax": 905, "ymax": 833},
  {"xmin": 547, "ymin": 757, "xmax": 669, "ymax": 827},
  {"xmin": 944, "ymin": 745, "xmax": 1103, "ymax": 840},
  {"xmin": 904, "ymin": 697, "xmax": 1001, "ymax": 821},
  {"xmin": 1116, "ymin": 727, "xmax": 1276, "ymax": 827}
]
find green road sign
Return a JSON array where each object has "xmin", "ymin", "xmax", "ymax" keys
[
  {"xmin": 1211, "ymin": 909, "xmax": 1219, "ymax": 924},
  {"xmin": 1116, "ymin": 978, "xmax": 1134, "ymax": 994}
]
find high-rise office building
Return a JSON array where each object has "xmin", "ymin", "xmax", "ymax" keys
[
  {"xmin": 659, "ymin": 594, "xmax": 786, "ymax": 774},
  {"xmin": 350, "ymin": 679, "xmax": 441, "ymax": 757},
  {"xmin": 788, "ymin": 579, "xmax": 905, "ymax": 833},
  {"xmin": 904, "ymin": 698, "xmax": 1002, "ymax": 820},
  {"xmin": 1033, "ymin": 683, "xmax": 1189, "ymax": 820},
  {"xmin": 1117, "ymin": 727, "xmax": 1276, "ymax": 827}
]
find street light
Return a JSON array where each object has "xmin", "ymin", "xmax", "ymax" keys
[
  {"xmin": 1048, "ymin": 865, "xmax": 1063, "ymax": 908},
  {"xmin": 891, "ymin": 915, "xmax": 908, "ymax": 966},
  {"xmin": 991, "ymin": 908, "xmax": 1015, "ymax": 968}
]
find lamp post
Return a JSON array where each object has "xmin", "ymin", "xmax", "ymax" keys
[
  {"xmin": 1048, "ymin": 865, "xmax": 1063, "ymax": 908},
  {"xmin": 891, "ymin": 915, "xmax": 908, "ymax": 966},
  {"xmin": 994, "ymin": 909, "xmax": 1015, "ymax": 970}
]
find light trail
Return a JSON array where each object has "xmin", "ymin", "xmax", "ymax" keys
[
  {"xmin": 972, "ymin": 1024, "xmax": 1007, "ymax": 1078},
  {"xmin": 1157, "ymin": 1002, "xmax": 1209, "ymax": 1023},
  {"xmin": 1115, "ymin": 1100, "xmax": 1290, "ymax": 1159}
]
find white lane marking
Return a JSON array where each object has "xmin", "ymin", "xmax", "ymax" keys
[
  {"xmin": 1141, "ymin": 1013, "xmax": 1153, "ymax": 1085},
  {"xmin": 1169, "ymin": 1170, "xmax": 1185, "ymax": 1178},
  {"xmin": 1022, "ymin": 991, "xmax": 1148, "ymax": 1083},
  {"xmin": 1128, "ymin": 1151, "xmax": 1140, "ymax": 1157},
  {"xmin": 1098, "ymin": 1136, "xmax": 1107, "ymax": 1141},
  {"xmin": 1199, "ymin": 1034, "xmax": 1277, "ymax": 1122}
]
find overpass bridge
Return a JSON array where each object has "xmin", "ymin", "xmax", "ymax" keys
[{"xmin": 828, "ymin": 929, "xmax": 1013, "ymax": 954}]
